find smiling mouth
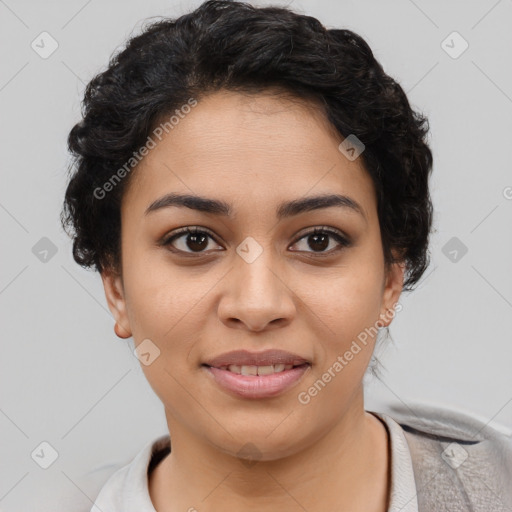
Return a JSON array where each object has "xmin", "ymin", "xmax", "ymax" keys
[
  {"xmin": 202, "ymin": 362, "xmax": 312, "ymax": 399},
  {"xmin": 202, "ymin": 362, "xmax": 310, "ymax": 376}
]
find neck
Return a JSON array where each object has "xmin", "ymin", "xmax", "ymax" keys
[{"xmin": 149, "ymin": 389, "xmax": 390, "ymax": 512}]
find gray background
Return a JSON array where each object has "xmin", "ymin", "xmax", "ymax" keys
[{"xmin": 1, "ymin": 0, "xmax": 511, "ymax": 510}]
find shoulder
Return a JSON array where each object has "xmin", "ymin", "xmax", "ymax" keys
[
  {"xmin": 381, "ymin": 401, "xmax": 512, "ymax": 512},
  {"xmin": 90, "ymin": 434, "xmax": 170, "ymax": 511}
]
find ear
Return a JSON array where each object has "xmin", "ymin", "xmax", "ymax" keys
[
  {"xmin": 101, "ymin": 269, "xmax": 132, "ymax": 338},
  {"xmin": 377, "ymin": 257, "xmax": 405, "ymax": 328}
]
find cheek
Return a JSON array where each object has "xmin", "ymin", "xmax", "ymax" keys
[
  {"xmin": 314, "ymin": 256, "xmax": 383, "ymax": 335},
  {"xmin": 297, "ymin": 273, "xmax": 383, "ymax": 412},
  {"xmin": 305, "ymin": 256, "xmax": 384, "ymax": 388},
  {"xmin": 121, "ymin": 244, "xmax": 198, "ymax": 338},
  {"xmin": 121, "ymin": 249, "xmax": 215, "ymax": 382}
]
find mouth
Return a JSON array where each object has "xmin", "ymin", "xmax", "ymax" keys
[
  {"xmin": 202, "ymin": 348, "xmax": 311, "ymax": 369},
  {"xmin": 201, "ymin": 349, "xmax": 312, "ymax": 399},
  {"xmin": 201, "ymin": 362, "xmax": 310, "ymax": 375}
]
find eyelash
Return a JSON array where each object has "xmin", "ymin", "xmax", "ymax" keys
[{"xmin": 160, "ymin": 226, "xmax": 351, "ymax": 257}]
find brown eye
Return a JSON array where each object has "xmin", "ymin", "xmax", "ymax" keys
[
  {"xmin": 290, "ymin": 227, "xmax": 351, "ymax": 255},
  {"xmin": 162, "ymin": 227, "xmax": 223, "ymax": 254}
]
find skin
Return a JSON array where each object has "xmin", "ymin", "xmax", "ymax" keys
[{"xmin": 102, "ymin": 89, "xmax": 405, "ymax": 512}]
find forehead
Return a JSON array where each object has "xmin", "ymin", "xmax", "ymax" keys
[{"xmin": 122, "ymin": 90, "xmax": 376, "ymax": 220}]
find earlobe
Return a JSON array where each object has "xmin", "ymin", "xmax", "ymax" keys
[
  {"xmin": 114, "ymin": 321, "xmax": 132, "ymax": 339},
  {"xmin": 101, "ymin": 270, "xmax": 133, "ymax": 339}
]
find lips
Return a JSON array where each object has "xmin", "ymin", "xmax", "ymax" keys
[{"xmin": 202, "ymin": 349, "xmax": 310, "ymax": 368}]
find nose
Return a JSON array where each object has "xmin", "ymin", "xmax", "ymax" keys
[{"xmin": 217, "ymin": 242, "xmax": 296, "ymax": 332}]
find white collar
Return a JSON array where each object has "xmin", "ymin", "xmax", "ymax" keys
[
  {"xmin": 91, "ymin": 412, "xmax": 418, "ymax": 512},
  {"xmin": 371, "ymin": 411, "xmax": 419, "ymax": 512}
]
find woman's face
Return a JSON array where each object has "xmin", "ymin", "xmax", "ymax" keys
[{"xmin": 102, "ymin": 89, "xmax": 404, "ymax": 461}]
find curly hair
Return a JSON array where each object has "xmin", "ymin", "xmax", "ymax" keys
[{"xmin": 61, "ymin": 0, "xmax": 433, "ymax": 291}]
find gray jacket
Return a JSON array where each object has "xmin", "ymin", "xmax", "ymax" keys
[{"xmin": 386, "ymin": 402, "xmax": 512, "ymax": 511}]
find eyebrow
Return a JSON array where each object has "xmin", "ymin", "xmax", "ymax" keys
[{"xmin": 145, "ymin": 192, "xmax": 366, "ymax": 222}]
